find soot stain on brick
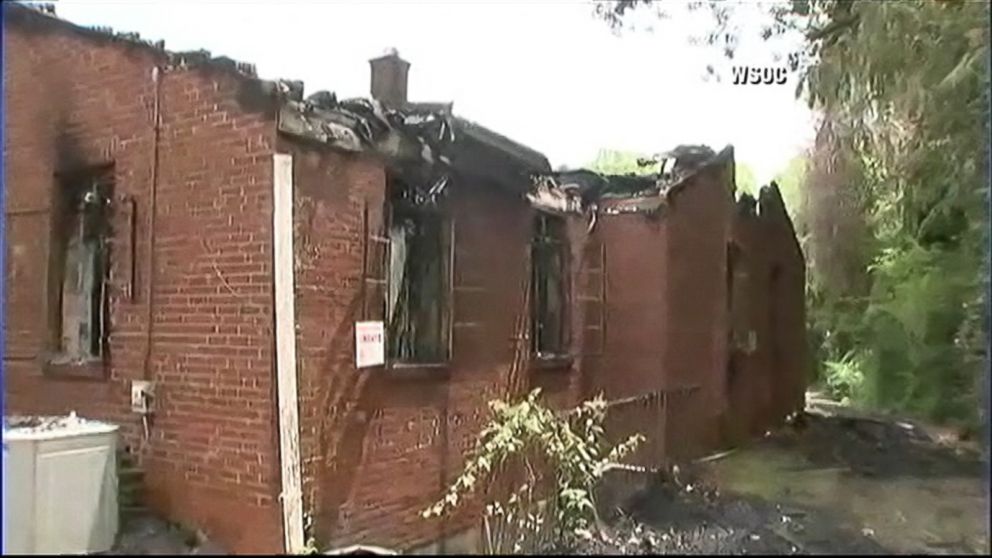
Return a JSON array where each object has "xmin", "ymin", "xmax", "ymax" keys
[
  {"xmin": 235, "ymin": 77, "xmax": 279, "ymax": 120},
  {"xmin": 54, "ymin": 126, "xmax": 89, "ymax": 175},
  {"xmin": 182, "ymin": 62, "xmax": 278, "ymax": 120}
]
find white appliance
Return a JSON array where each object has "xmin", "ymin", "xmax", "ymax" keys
[{"xmin": 3, "ymin": 414, "xmax": 120, "ymax": 554}]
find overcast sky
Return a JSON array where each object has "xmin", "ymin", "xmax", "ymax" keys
[{"xmin": 54, "ymin": 0, "xmax": 816, "ymax": 182}]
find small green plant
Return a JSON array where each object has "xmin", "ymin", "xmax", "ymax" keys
[
  {"xmin": 823, "ymin": 351, "xmax": 866, "ymax": 404},
  {"xmin": 299, "ymin": 537, "xmax": 319, "ymax": 556},
  {"xmin": 299, "ymin": 513, "xmax": 319, "ymax": 555},
  {"xmin": 421, "ymin": 389, "xmax": 644, "ymax": 554}
]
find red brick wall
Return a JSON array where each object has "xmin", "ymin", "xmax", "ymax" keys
[
  {"xmin": 3, "ymin": 7, "xmax": 283, "ymax": 553},
  {"xmin": 728, "ymin": 212, "xmax": 773, "ymax": 438},
  {"xmin": 282, "ymin": 142, "xmax": 392, "ymax": 547},
  {"xmin": 577, "ymin": 159, "xmax": 749, "ymax": 465},
  {"xmin": 574, "ymin": 156, "xmax": 810, "ymax": 466},
  {"xmin": 281, "ymin": 141, "xmax": 806, "ymax": 548},
  {"xmin": 658, "ymin": 164, "xmax": 736, "ymax": 459},
  {"xmin": 285, "ymin": 140, "xmax": 582, "ymax": 550},
  {"xmin": 581, "ymin": 215, "xmax": 669, "ymax": 466},
  {"xmin": 736, "ymin": 193, "xmax": 808, "ymax": 429},
  {"xmin": 727, "ymin": 190, "xmax": 809, "ymax": 438}
]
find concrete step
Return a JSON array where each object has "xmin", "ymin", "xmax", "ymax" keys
[
  {"xmin": 120, "ymin": 494, "xmax": 143, "ymax": 505},
  {"xmin": 121, "ymin": 505, "xmax": 150, "ymax": 517},
  {"xmin": 120, "ymin": 481, "xmax": 145, "ymax": 493},
  {"xmin": 119, "ymin": 466, "xmax": 144, "ymax": 477},
  {"xmin": 120, "ymin": 492, "xmax": 144, "ymax": 506},
  {"xmin": 117, "ymin": 453, "xmax": 147, "ymax": 512}
]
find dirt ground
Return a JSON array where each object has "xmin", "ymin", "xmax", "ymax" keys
[
  {"xmin": 104, "ymin": 515, "xmax": 227, "ymax": 555},
  {"xmin": 569, "ymin": 393, "xmax": 989, "ymax": 555},
  {"xmin": 105, "ymin": 393, "xmax": 987, "ymax": 555}
]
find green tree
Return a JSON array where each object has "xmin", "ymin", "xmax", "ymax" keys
[
  {"xmin": 586, "ymin": 149, "xmax": 760, "ymax": 199},
  {"xmin": 586, "ymin": 149, "xmax": 655, "ymax": 175},
  {"xmin": 422, "ymin": 389, "xmax": 643, "ymax": 554},
  {"xmin": 735, "ymin": 161, "xmax": 758, "ymax": 196},
  {"xmin": 772, "ymin": 154, "xmax": 807, "ymax": 222},
  {"xmin": 599, "ymin": 0, "xmax": 990, "ymax": 430}
]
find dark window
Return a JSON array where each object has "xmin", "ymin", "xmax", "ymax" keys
[
  {"xmin": 532, "ymin": 214, "xmax": 569, "ymax": 357},
  {"xmin": 386, "ymin": 203, "xmax": 450, "ymax": 364},
  {"xmin": 51, "ymin": 174, "xmax": 111, "ymax": 362}
]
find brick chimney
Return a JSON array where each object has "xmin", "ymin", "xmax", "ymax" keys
[{"xmin": 369, "ymin": 48, "xmax": 410, "ymax": 107}]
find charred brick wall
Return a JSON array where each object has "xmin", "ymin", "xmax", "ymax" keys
[
  {"xmin": 727, "ymin": 212, "xmax": 773, "ymax": 439},
  {"xmin": 728, "ymin": 188, "xmax": 809, "ymax": 439},
  {"xmin": 3, "ymin": 7, "xmax": 282, "ymax": 553},
  {"xmin": 740, "ymin": 190, "xmax": 808, "ymax": 429},
  {"xmin": 658, "ymin": 163, "xmax": 737, "ymax": 459}
]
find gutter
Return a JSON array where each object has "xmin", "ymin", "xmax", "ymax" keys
[{"xmin": 141, "ymin": 65, "xmax": 162, "ymax": 383}]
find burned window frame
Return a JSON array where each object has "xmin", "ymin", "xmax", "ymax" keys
[
  {"xmin": 46, "ymin": 167, "xmax": 114, "ymax": 373},
  {"xmin": 531, "ymin": 212, "xmax": 570, "ymax": 359},
  {"xmin": 381, "ymin": 176, "xmax": 453, "ymax": 366}
]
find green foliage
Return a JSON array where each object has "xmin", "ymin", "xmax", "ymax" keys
[
  {"xmin": 805, "ymin": 1, "xmax": 988, "ymax": 429},
  {"xmin": 602, "ymin": 0, "xmax": 990, "ymax": 429},
  {"xmin": 772, "ymin": 154, "xmax": 808, "ymax": 225},
  {"xmin": 823, "ymin": 351, "xmax": 865, "ymax": 405},
  {"xmin": 299, "ymin": 514, "xmax": 320, "ymax": 554},
  {"xmin": 735, "ymin": 162, "xmax": 759, "ymax": 197},
  {"xmin": 586, "ymin": 149, "xmax": 655, "ymax": 176},
  {"xmin": 588, "ymin": 149, "xmax": 760, "ymax": 200},
  {"xmin": 421, "ymin": 389, "xmax": 644, "ymax": 554},
  {"xmin": 299, "ymin": 538, "xmax": 319, "ymax": 556}
]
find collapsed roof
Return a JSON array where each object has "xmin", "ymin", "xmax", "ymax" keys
[
  {"xmin": 277, "ymin": 90, "xmax": 551, "ymax": 202},
  {"xmin": 11, "ymin": 3, "xmax": 549, "ymax": 203},
  {"xmin": 529, "ymin": 145, "xmax": 737, "ymax": 216},
  {"xmin": 13, "ymin": 3, "xmax": 745, "ymax": 218}
]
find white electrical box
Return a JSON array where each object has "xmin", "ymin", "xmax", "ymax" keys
[
  {"xmin": 3, "ymin": 415, "xmax": 119, "ymax": 555},
  {"xmin": 131, "ymin": 380, "xmax": 154, "ymax": 414}
]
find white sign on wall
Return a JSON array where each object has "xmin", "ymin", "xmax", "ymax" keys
[{"xmin": 355, "ymin": 321, "xmax": 385, "ymax": 368}]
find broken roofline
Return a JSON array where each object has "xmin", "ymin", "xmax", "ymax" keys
[
  {"xmin": 7, "ymin": 3, "xmax": 260, "ymax": 78},
  {"xmin": 276, "ymin": 95, "xmax": 552, "ymax": 194},
  {"xmin": 528, "ymin": 145, "xmax": 737, "ymax": 215},
  {"xmin": 12, "ymin": 2, "xmax": 551, "ymax": 183},
  {"xmin": 17, "ymin": 1, "xmax": 752, "ymax": 210}
]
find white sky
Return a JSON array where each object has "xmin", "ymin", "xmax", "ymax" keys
[{"xmin": 53, "ymin": 0, "xmax": 815, "ymax": 182}]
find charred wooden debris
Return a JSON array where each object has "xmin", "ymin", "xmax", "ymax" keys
[
  {"xmin": 528, "ymin": 144, "xmax": 740, "ymax": 221},
  {"xmin": 276, "ymin": 88, "xmax": 550, "ymax": 207},
  {"xmin": 276, "ymin": 90, "xmax": 755, "ymax": 221}
]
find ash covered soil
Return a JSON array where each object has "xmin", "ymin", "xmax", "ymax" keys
[
  {"xmin": 103, "ymin": 397, "xmax": 987, "ymax": 555},
  {"xmin": 564, "ymin": 399, "xmax": 988, "ymax": 555}
]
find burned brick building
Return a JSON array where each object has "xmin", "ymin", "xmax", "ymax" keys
[{"xmin": 3, "ymin": 3, "xmax": 808, "ymax": 554}]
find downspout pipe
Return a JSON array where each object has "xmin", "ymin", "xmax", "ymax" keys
[
  {"xmin": 142, "ymin": 65, "xmax": 162, "ymax": 382},
  {"xmin": 137, "ymin": 65, "xmax": 163, "ymax": 443}
]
